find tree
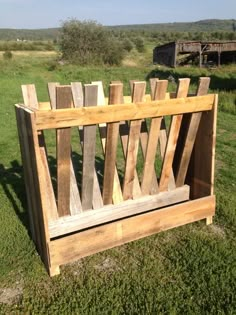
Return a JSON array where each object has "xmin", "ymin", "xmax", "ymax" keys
[{"xmin": 59, "ymin": 19, "xmax": 124, "ymax": 65}]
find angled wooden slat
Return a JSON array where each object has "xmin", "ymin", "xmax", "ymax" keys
[
  {"xmin": 48, "ymin": 82, "xmax": 82, "ymax": 215},
  {"xmin": 56, "ymin": 86, "xmax": 72, "ymax": 216},
  {"xmin": 21, "ymin": 84, "xmax": 38, "ymax": 109},
  {"xmin": 48, "ymin": 82, "xmax": 60, "ymax": 109},
  {"xmin": 21, "ymin": 85, "xmax": 58, "ymax": 221},
  {"xmin": 159, "ymin": 78, "xmax": 190, "ymax": 192},
  {"xmin": 102, "ymin": 83, "xmax": 123, "ymax": 205},
  {"xmin": 71, "ymin": 82, "xmax": 103, "ymax": 210},
  {"xmin": 123, "ymin": 81, "xmax": 146, "ymax": 200},
  {"xmin": 141, "ymin": 80, "xmax": 168, "ymax": 194},
  {"xmin": 149, "ymin": 78, "xmax": 159, "ymax": 100},
  {"xmin": 175, "ymin": 77, "xmax": 211, "ymax": 187},
  {"xmin": 81, "ymin": 84, "xmax": 99, "ymax": 210}
]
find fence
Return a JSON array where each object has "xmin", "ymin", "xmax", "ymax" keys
[{"xmin": 15, "ymin": 77, "xmax": 217, "ymax": 276}]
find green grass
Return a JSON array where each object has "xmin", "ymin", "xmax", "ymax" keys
[{"xmin": 0, "ymin": 54, "xmax": 236, "ymax": 314}]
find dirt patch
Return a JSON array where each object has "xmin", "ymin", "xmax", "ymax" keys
[
  {"xmin": 209, "ymin": 224, "xmax": 225, "ymax": 238},
  {"xmin": 94, "ymin": 257, "xmax": 120, "ymax": 273},
  {"xmin": 0, "ymin": 287, "xmax": 23, "ymax": 305}
]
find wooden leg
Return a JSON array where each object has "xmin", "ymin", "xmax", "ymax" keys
[
  {"xmin": 206, "ymin": 216, "xmax": 213, "ymax": 225},
  {"xmin": 49, "ymin": 265, "xmax": 60, "ymax": 277}
]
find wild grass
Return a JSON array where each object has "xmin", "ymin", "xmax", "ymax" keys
[{"xmin": 0, "ymin": 54, "xmax": 235, "ymax": 314}]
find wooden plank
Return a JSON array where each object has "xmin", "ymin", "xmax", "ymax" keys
[
  {"xmin": 81, "ymin": 84, "xmax": 99, "ymax": 210},
  {"xmin": 187, "ymin": 94, "xmax": 218, "ymax": 199},
  {"xmin": 56, "ymin": 86, "xmax": 72, "ymax": 216},
  {"xmin": 159, "ymin": 78, "xmax": 190, "ymax": 192},
  {"xmin": 71, "ymin": 82, "xmax": 103, "ymax": 210},
  {"xmin": 35, "ymin": 94, "xmax": 216, "ymax": 130},
  {"xmin": 103, "ymin": 83, "xmax": 123, "ymax": 205},
  {"xmin": 123, "ymin": 81, "xmax": 146, "ymax": 200},
  {"xmin": 49, "ymin": 185, "xmax": 190, "ymax": 238},
  {"xmin": 48, "ymin": 82, "xmax": 60, "ymax": 109},
  {"xmin": 48, "ymin": 82, "xmax": 82, "ymax": 215},
  {"xmin": 149, "ymin": 78, "xmax": 159, "ymax": 100},
  {"xmin": 21, "ymin": 85, "xmax": 58, "ymax": 221},
  {"xmin": 175, "ymin": 77, "xmax": 211, "ymax": 187},
  {"xmin": 49, "ymin": 195, "xmax": 215, "ymax": 267},
  {"xmin": 21, "ymin": 84, "xmax": 38, "ymax": 109},
  {"xmin": 141, "ymin": 80, "xmax": 168, "ymax": 194}
]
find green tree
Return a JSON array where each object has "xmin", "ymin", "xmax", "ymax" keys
[{"xmin": 59, "ymin": 19, "xmax": 124, "ymax": 65}]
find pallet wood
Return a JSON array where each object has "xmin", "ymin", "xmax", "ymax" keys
[{"xmin": 16, "ymin": 78, "xmax": 217, "ymax": 276}]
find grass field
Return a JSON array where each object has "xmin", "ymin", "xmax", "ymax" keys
[{"xmin": 0, "ymin": 52, "xmax": 235, "ymax": 314}]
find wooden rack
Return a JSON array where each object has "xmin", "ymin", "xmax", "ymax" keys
[{"xmin": 15, "ymin": 77, "xmax": 217, "ymax": 276}]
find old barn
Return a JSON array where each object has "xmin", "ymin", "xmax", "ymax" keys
[{"xmin": 153, "ymin": 40, "xmax": 236, "ymax": 67}]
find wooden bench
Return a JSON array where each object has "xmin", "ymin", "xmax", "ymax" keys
[{"xmin": 15, "ymin": 77, "xmax": 217, "ymax": 276}]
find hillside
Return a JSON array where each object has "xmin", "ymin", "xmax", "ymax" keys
[{"xmin": 0, "ymin": 19, "xmax": 235, "ymax": 40}]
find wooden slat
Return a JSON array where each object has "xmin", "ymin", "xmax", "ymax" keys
[
  {"xmin": 49, "ymin": 195, "xmax": 215, "ymax": 267},
  {"xmin": 123, "ymin": 81, "xmax": 146, "ymax": 200},
  {"xmin": 149, "ymin": 78, "xmax": 159, "ymax": 100},
  {"xmin": 49, "ymin": 185, "xmax": 190, "ymax": 238},
  {"xmin": 71, "ymin": 82, "xmax": 103, "ymax": 210},
  {"xmin": 21, "ymin": 84, "xmax": 38, "ymax": 109},
  {"xmin": 21, "ymin": 85, "xmax": 58, "ymax": 221},
  {"xmin": 56, "ymin": 86, "xmax": 72, "ymax": 216},
  {"xmin": 48, "ymin": 83, "xmax": 82, "ymax": 215},
  {"xmin": 48, "ymin": 82, "xmax": 60, "ymax": 109},
  {"xmin": 81, "ymin": 84, "xmax": 99, "ymax": 210},
  {"xmin": 175, "ymin": 77, "xmax": 211, "ymax": 187},
  {"xmin": 103, "ymin": 83, "xmax": 123, "ymax": 204},
  {"xmin": 34, "ymin": 94, "xmax": 215, "ymax": 130},
  {"xmin": 141, "ymin": 80, "xmax": 168, "ymax": 194},
  {"xmin": 159, "ymin": 78, "xmax": 190, "ymax": 192}
]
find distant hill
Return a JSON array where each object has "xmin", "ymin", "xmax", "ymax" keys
[{"xmin": 0, "ymin": 19, "xmax": 235, "ymax": 40}]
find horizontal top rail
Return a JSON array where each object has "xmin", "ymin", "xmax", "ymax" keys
[{"xmin": 19, "ymin": 94, "xmax": 216, "ymax": 130}]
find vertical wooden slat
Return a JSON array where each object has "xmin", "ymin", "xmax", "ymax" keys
[
  {"xmin": 48, "ymin": 83, "xmax": 82, "ymax": 215},
  {"xmin": 123, "ymin": 81, "xmax": 146, "ymax": 200},
  {"xmin": 21, "ymin": 85, "xmax": 58, "ymax": 221},
  {"xmin": 159, "ymin": 78, "xmax": 190, "ymax": 192},
  {"xmin": 175, "ymin": 77, "xmax": 210, "ymax": 187},
  {"xmin": 102, "ymin": 84, "xmax": 123, "ymax": 204},
  {"xmin": 71, "ymin": 82, "xmax": 103, "ymax": 210},
  {"xmin": 141, "ymin": 80, "xmax": 168, "ymax": 194},
  {"xmin": 81, "ymin": 84, "xmax": 98, "ymax": 210},
  {"xmin": 56, "ymin": 86, "xmax": 72, "ymax": 216}
]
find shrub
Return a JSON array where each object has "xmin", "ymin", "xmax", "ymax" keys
[
  {"xmin": 3, "ymin": 50, "xmax": 13, "ymax": 60},
  {"xmin": 59, "ymin": 19, "xmax": 124, "ymax": 65}
]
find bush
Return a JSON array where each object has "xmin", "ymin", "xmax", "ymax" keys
[
  {"xmin": 3, "ymin": 50, "xmax": 13, "ymax": 60},
  {"xmin": 59, "ymin": 19, "xmax": 124, "ymax": 65}
]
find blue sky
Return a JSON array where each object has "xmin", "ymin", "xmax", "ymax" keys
[{"xmin": 0, "ymin": 0, "xmax": 235, "ymax": 29}]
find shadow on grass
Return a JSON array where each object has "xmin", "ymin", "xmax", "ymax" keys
[
  {"xmin": 0, "ymin": 161, "xmax": 29, "ymax": 232},
  {"xmin": 147, "ymin": 68, "xmax": 236, "ymax": 91}
]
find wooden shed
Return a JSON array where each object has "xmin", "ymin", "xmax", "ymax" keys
[{"xmin": 153, "ymin": 40, "xmax": 236, "ymax": 67}]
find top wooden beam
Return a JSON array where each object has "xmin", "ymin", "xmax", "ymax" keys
[{"xmin": 27, "ymin": 94, "xmax": 215, "ymax": 130}]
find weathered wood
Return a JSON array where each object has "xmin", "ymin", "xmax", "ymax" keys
[
  {"xmin": 49, "ymin": 195, "xmax": 215, "ymax": 267},
  {"xmin": 103, "ymin": 83, "xmax": 123, "ymax": 204},
  {"xmin": 159, "ymin": 78, "xmax": 190, "ymax": 191},
  {"xmin": 49, "ymin": 185, "xmax": 190, "ymax": 238},
  {"xmin": 34, "ymin": 94, "xmax": 215, "ymax": 130},
  {"xmin": 141, "ymin": 80, "xmax": 169, "ymax": 194},
  {"xmin": 81, "ymin": 84, "xmax": 99, "ymax": 210},
  {"xmin": 56, "ymin": 86, "xmax": 72, "ymax": 217},
  {"xmin": 123, "ymin": 81, "xmax": 146, "ymax": 200},
  {"xmin": 48, "ymin": 83, "xmax": 82, "ymax": 215},
  {"xmin": 71, "ymin": 82, "xmax": 103, "ymax": 210},
  {"xmin": 21, "ymin": 85, "xmax": 58, "ymax": 221},
  {"xmin": 149, "ymin": 77, "xmax": 159, "ymax": 100},
  {"xmin": 175, "ymin": 77, "xmax": 211, "ymax": 187}
]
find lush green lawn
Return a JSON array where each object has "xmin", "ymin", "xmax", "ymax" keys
[{"xmin": 0, "ymin": 54, "xmax": 235, "ymax": 314}]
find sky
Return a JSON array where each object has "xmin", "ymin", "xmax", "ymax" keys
[{"xmin": 0, "ymin": 0, "xmax": 235, "ymax": 29}]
